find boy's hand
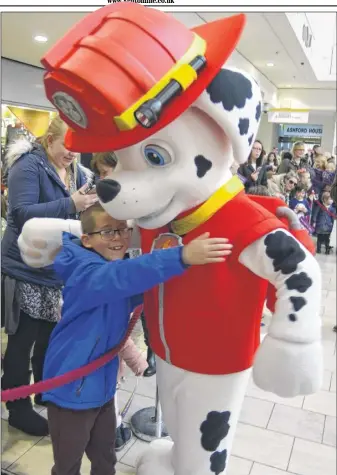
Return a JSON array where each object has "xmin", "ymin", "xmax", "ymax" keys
[{"xmin": 182, "ymin": 232, "xmax": 233, "ymax": 266}]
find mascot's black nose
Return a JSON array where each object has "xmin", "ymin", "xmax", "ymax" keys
[{"xmin": 96, "ymin": 179, "xmax": 121, "ymax": 203}]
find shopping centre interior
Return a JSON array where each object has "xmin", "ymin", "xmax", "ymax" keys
[{"xmin": 1, "ymin": 9, "xmax": 336, "ymax": 475}]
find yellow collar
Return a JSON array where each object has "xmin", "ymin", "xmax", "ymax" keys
[{"xmin": 170, "ymin": 175, "xmax": 244, "ymax": 236}]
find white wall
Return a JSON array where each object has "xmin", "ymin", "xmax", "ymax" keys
[
  {"xmin": 2, "ymin": 58, "xmax": 55, "ymax": 110},
  {"xmin": 277, "ymin": 88, "xmax": 336, "ymax": 112},
  {"xmin": 256, "ymin": 114, "xmax": 278, "ymax": 153},
  {"xmin": 308, "ymin": 111, "xmax": 337, "ymax": 153}
]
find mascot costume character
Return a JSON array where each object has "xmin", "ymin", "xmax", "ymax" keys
[{"xmin": 18, "ymin": 4, "xmax": 323, "ymax": 475}]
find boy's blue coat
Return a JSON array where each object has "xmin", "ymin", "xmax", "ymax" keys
[{"xmin": 42, "ymin": 233, "xmax": 186, "ymax": 410}]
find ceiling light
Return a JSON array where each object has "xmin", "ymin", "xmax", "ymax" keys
[
  {"xmin": 34, "ymin": 35, "xmax": 48, "ymax": 43},
  {"xmin": 266, "ymin": 62, "xmax": 274, "ymax": 67}
]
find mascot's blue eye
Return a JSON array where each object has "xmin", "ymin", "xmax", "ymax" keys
[{"xmin": 144, "ymin": 145, "xmax": 172, "ymax": 167}]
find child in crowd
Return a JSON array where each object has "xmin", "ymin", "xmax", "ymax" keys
[
  {"xmin": 42, "ymin": 203, "xmax": 232, "ymax": 475},
  {"xmin": 322, "ymin": 161, "xmax": 336, "ymax": 188},
  {"xmin": 91, "ymin": 152, "xmax": 117, "ymax": 180},
  {"xmin": 289, "ymin": 185, "xmax": 311, "ymax": 220},
  {"xmin": 312, "ymin": 191, "xmax": 336, "ymax": 254}
]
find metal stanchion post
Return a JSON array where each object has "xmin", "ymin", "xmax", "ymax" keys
[{"xmin": 130, "ymin": 383, "xmax": 168, "ymax": 442}]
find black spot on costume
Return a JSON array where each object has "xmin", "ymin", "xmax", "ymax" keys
[
  {"xmin": 264, "ymin": 231, "xmax": 306, "ymax": 275},
  {"xmin": 248, "ymin": 134, "xmax": 254, "ymax": 146},
  {"xmin": 200, "ymin": 411, "xmax": 231, "ymax": 451},
  {"xmin": 255, "ymin": 102, "xmax": 262, "ymax": 121},
  {"xmin": 206, "ymin": 69, "xmax": 253, "ymax": 112},
  {"xmin": 286, "ymin": 273, "xmax": 313, "ymax": 293},
  {"xmin": 195, "ymin": 155, "xmax": 213, "ymax": 178},
  {"xmin": 238, "ymin": 118, "xmax": 250, "ymax": 135},
  {"xmin": 289, "ymin": 314, "xmax": 297, "ymax": 322},
  {"xmin": 210, "ymin": 449, "xmax": 228, "ymax": 475},
  {"xmin": 290, "ymin": 296, "xmax": 307, "ymax": 312}
]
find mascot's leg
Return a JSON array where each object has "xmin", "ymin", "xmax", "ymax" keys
[{"xmin": 136, "ymin": 357, "xmax": 250, "ymax": 475}]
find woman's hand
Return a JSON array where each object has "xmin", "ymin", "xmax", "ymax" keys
[
  {"xmin": 71, "ymin": 185, "xmax": 98, "ymax": 212},
  {"xmin": 251, "ymin": 171, "xmax": 259, "ymax": 182}
]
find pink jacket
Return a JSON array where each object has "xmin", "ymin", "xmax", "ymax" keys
[{"xmin": 118, "ymin": 337, "xmax": 148, "ymax": 380}]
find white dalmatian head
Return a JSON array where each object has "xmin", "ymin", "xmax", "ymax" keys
[{"xmin": 96, "ymin": 67, "xmax": 262, "ymax": 229}]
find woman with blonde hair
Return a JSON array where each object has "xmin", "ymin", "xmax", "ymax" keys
[
  {"xmin": 1, "ymin": 116, "xmax": 97, "ymax": 437},
  {"xmin": 277, "ymin": 141, "xmax": 308, "ymax": 174}
]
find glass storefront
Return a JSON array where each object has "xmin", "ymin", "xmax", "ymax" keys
[
  {"xmin": 277, "ymin": 123, "xmax": 323, "ymax": 153},
  {"xmin": 1, "ymin": 104, "xmax": 57, "ymax": 161}
]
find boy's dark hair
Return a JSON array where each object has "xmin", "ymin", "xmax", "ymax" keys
[
  {"xmin": 81, "ymin": 203, "xmax": 107, "ymax": 234},
  {"xmin": 246, "ymin": 185, "xmax": 270, "ymax": 196},
  {"xmin": 91, "ymin": 152, "xmax": 117, "ymax": 176},
  {"xmin": 295, "ymin": 184, "xmax": 306, "ymax": 194},
  {"xmin": 282, "ymin": 151, "xmax": 293, "ymax": 161}
]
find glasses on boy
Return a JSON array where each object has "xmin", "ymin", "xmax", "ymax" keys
[{"xmin": 87, "ymin": 227, "xmax": 133, "ymax": 241}]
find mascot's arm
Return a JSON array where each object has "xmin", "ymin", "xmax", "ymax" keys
[
  {"xmin": 18, "ymin": 217, "xmax": 82, "ymax": 268},
  {"xmin": 238, "ymin": 228, "xmax": 323, "ymax": 398},
  {"xmin": 266, "ymin": 206, "xmax": 316, "ymax": 313}
]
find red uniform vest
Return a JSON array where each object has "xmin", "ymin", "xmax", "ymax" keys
[{"xmin": 141, "ymin": 191, "xmax": 287, "ymax": 375}]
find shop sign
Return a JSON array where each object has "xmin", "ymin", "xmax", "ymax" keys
[
  {"xmin": 281, "ymin": 124, "xmax": 323, "ymax": 138},
  {"xmin": 268, "ymin": 109, "xmax": 309, "ymax": 124}
]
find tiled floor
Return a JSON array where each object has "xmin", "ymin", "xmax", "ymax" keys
[{"xmin": 1, "ymin": 243, "xmax": 336, "ymax": 475}]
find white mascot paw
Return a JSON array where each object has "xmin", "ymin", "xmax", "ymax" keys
[
  {"xmin": 136, "ymin": 439, "xmax": 174, "ymax": 475},
  {"xmin": 18, "ymin": 218, "xmax": 82, "ymax": 268},
  {"xmin": 253, "ymin": 335, "xmax": 323, "ymax": 398}
]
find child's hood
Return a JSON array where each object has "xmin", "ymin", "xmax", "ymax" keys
[{"xmin": 54, "ymin": 233, "xmax": 104, "ymax": 283}]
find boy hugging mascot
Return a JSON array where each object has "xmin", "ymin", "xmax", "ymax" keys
[{"xmin": 19, "ymin": 4, "xmax": 322, "ymax": 475}]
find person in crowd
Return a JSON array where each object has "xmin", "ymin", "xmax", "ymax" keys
[
  {"xmin": 289, "ymin": 185, "xmax": 311, "ymax": 220},
  {"xmin": 267, "ymin": 170, "xmax": 298, "ymax": 204},
  {"xmin": 310, "ymin": 154, "xmax": 328, "ymax": 215},
  {"xmin": 309, "ymin": 144, "xmax": 323, "ymax": 167},
  {"xmin": 297, "ymin": 169, "xmax": 312, "ymax": 192},
  {"xmin": 238, "ymin": 140, "xmax": 267, "ymax": 190},
  {"xmin": 312, "ymin": 190, "xmax": 336, "ymax": 254},
  {"xmin": 1, "ymin": 116, "xmax": 96, "ymax": 437},
  {"xmin": 276, "ymin": 151, "xmax": 292, "ymax": 173},
  {"xmin": 271, "ymin": 146, "xmax": 281, "ymax": 164},
  {"xmin": 42, "ymin": 202, "xmax": 232, "ymax": 475},
  {"xmin": 330, "ymin": 172, "xmax": 337, "ymax": 332},
  {"xmin": 246, "ymin": 185, "xmax": 270, "ymax": 196},
  {"xmin": 265, "ymin": 152, "xmax": 278, "ymax": 171},
  {"xmin": 322, "ymin": 161, "xmax": 336, "ymax": 188},
  {"xmin": 331, "ymin": 169, "xmax": 337, "ymax": 204},
  {"xmin": 91, "ymin": 151, "xmax": 118, "ymax": 180},
  {"xmin": 277, "ymin": 142, "xmax": 308, "ymax": 174}
]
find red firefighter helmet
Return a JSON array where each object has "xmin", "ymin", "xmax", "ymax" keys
[{"xmin": 42, "ymin": 3, "xmax": 245, "ymax": 152}]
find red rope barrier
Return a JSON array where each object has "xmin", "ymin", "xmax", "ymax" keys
[
  {"xmin": 1, "ymin": 305, "xmax": 143, "ymax": 402},
  {"xmin": 313, "ymin": 200, "xmax": 337, "ymax": 220}
]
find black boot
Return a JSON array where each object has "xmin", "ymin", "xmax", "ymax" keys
[
  {"xmin": 143, "ymin": 348, "xmax": 156, "ymax": 377},
  {"xmin": 141, "ymin": 312, "xmax": 156, "ymax": 377},
  {"xmin": 115, "ymin": 424, "xmax": 132, "ymax": 452},
  {"xmin": 7, "ymin": 399, "xmax": 49, "ymax": 437}
]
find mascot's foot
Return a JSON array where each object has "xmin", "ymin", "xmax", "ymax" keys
[{"xmin": 136, "ymin": 438, "xmax": 174, "ymax": 475}]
